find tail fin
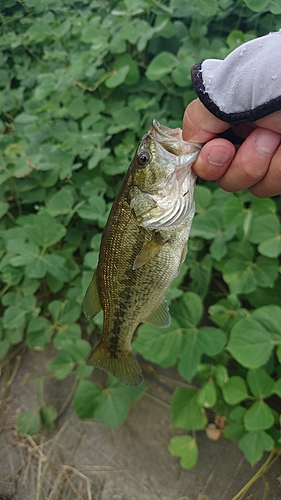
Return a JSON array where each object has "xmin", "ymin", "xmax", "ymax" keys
[{"xmin": 87, "ymin": 342, "xmax": 143, "ymax": 387}]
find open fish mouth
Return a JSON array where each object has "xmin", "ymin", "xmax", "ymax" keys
[
  {"xmin": 152, "ymin": 119, "xmax": 183, "ymax": 140},
  {"xmin": 149, "ymin": 119, "xmax": 202, "ymax": 156}
]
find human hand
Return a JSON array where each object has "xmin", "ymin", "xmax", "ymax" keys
[{"xmin": 183, "ymin": 98, "xmax": 281, "ymax": 198}]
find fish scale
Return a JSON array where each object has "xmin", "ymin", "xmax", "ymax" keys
[{"xmin": 83, "ymin": 120, "xmax": 201, "ymax": 386}]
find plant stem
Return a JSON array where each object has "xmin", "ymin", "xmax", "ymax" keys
[
  {"xmin": 231, "ymin": 448, "xmax": 281, "ymax": 500},
  {"xmin": 0, "ymin": 283, "xmax": 11, "ymax": 298},
  {"xmin": 56, "ymin": 378, "xmax": 78, "ymax": 419},
  {"xmin": 144, "ymin": 392, "xmax": 171, "ymax": 410}
]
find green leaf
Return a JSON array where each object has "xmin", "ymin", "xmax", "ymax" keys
[
  {"xmin": 222, "ymin": 195, "xmax": 245, "ymax": 229},
  {"xmin": 209, "ymin": 295, "xmax": 248, "ymax": 332},
  {"xmin": 40, "ymin": 405, "xmax": 57, "ymax": 432},
  {"xmin": 171, "ymin": 291, "xmax": 203, "ymax": 328},
  {"xmin": 73, "ymin": 380, "xmax": 102, "ymax": 418},
  {"xmin": 178, "ymin": 326, "xmax": 226, "ymax": 381},
  {"xmin": 17, "ymin": 410, "xmax": 40, "ymax": 436},
  {"xmin": 87, "ymin": 149, "xmax": 111, "ymax": 170},
  {"xmin": 214, "ymin": 365, "xmax": 229, "ymax": 387},
  {"xmin": 46, "ymin": 187, "xmax": 75, "ymax": 216},
  {"xmin": 0, "ymin": 264, "xmax": 23, "ymax": 285},
  {"xmin": 189, "ymin": 254, "xmax": 212, "ymax": 298},
  {"xmin": 81, "ymin": 26, "xmax": 108, "ymax": 48},
  {"xmin": 14, "ymin": 113, "xmax": 38, "ymax": 124},
  {"xmin": 252, "ymin": 305, "xmax": 281, "ymax": 340},
  {"xmin": 168, "ymin": 435, "xmax": 199, "ymax": 469},
  {"xmin": 246, "ymin": 214, "xmax": 279, "ymax": 244},
  {"xmin": 3, "ymin": 306, "xmax": 27, "ymax": 329},
  {"xmin": 0, "ymin": 339, "xmax": 10, "ymax": 360},
  {"xmin": 27, "ymin": 316, "xmax": 54, "ymax": 350},
  {"xmin": 197, "ymin": 380, "xmax": 217, "ymax": 408},
  {"xmin": 146, "ymin": 51, "xmax": 178, "ymax": 81},
  {"xmin": 8, "ymin": 240, "xmax": 40, "ymax": 266},
  {"xmin": 247, "ymin": 369, "xmax": 274, "ymax": 399},
  {"xmin": 133, "ymin": 318, "xmax": 182, "ymax": 367},
  {"xmin": 171, "ymin": 56, "xmax": 194, "ymax": 87},
  {"xmin": 228, "ymin": 318, "xmax": 273, "ymax": 369},
  {"xmin": 105, "ymin": 65, "xmax": 130, "ymax": 88},
  {"xmin": 172, "ymin": 388, "xmax": 208, "ymax": 430},
  {"xmin": 194, "ymin": 186, "xmax": 212, "ymax": 213},
  {"xmin": 270, "ymin": 1, "xmax": 281, "ymax": 13},
  {"xmin": 115, "ymin": 54, "xmax": 140, "ymax": 85},
  {"xmin": 48, "ymin": 351, "xmax": 75, "ymax": 379},
  {"xmin": 57, "ymin": 339, "xmax": 90, "ymax": 362},
  {"xmin": 243, "ymin": 0, "xmax": 268, "ymax": 13},
  {"xmin": 54, "ymin": 324, "xmax": 82, "ymax": 349},
  {"xmin": 84, "ymin": 251, "xmax": 99, "ymax": 270},
  {"xmin": 77, "ymin": 196, "xmax": 106, "ymax": 224},
  {"xmin": 68, "ymin": 97, "xmax": 87, "ymax": 119},
  {"xmin": 93, "ymin": 381, "xmax": 145, "ymax": 427},
  {"xmin": 194, "ymin": 0, "xmax": 218, "ymax": 16},
  {"xmin": 273, "ymin": 379, "xmax": 281, "ymax": 397},
  {"xmin": 25, "ymin": 212, "xmax": 66, "ymax": 247},
  {"xmin": 244, "ymin": 401, "xmax": 274, "ymax": 431},
  {"xmin": 191, "ymin": 208, "xmax": 222, "ymax": 239},
  {"xmin": 258, "ymin": 236, "xmax": 281, "ymax": 258},
  {"xmin": 74, "ymin": 378, "xmax": 146, "ymax": 427},
  {"xmin": 48, "ymin": 300, "xmax": 81, "ymax": 324},
  {"xmin": 210, "ymin": 226, "xmax": 236, "ymax": 261},
  {"xmin": 107, "ymin": 107, "xmax": 139, "ymax": 135},
  {"xmin": 239, "ymin": 430, "xmax": 274, "ymax": 465},
  {"xmin": 224, "ymin": 406, "xmax": 246, "ymax": 440},
  {"xmin": 222, "ymin": 376, "xmax": 248, "ymax": 405},
  {"xmin": 223, "ymin": 256, "xmax": 278, "ymax": 294},
  {"xmin": 277, "ymin": 345, "xmax": 281, "ymax": 364},
  {"xmin": 228, "ymin": 240, "xmax": 254, "ymax": 261},
  {"xmin": 26, "ymin": 254, "xmax": 70, "ymax": 281},
  {"xmin": 0, "ymin": 201, "xmax": 9, "ymax": 219},
  {"xmin": 75, "ymin": 363, "xmax": 93, "ymax": 380}
]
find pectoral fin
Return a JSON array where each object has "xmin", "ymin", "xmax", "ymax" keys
[
  {"xmin": 83, "ymin": 271, "xmax": 102, "ymax": 320},
  {"xmin": 133, "ymin": 238, "xmax": 166, "ymax": 270},
  {"xmin": 179, "ymin": 243, "xmax": 187, "ymax": 270},
  {"xmin": 145, "ymin": 299, "xmax": 171, "ymax": 328}
]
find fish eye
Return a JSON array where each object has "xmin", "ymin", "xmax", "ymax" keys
[{"xmin": 137, "ymin": 150, "xmax": 151, "ymax": 167}]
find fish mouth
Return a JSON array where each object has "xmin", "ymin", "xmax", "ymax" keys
[
  {"xmin": 150, "ymin": 120, "xmax": 202, "ymax": 156},
  {"xmin": 152, "ymin": 119, "xmax": 183, "ymax": 141}
]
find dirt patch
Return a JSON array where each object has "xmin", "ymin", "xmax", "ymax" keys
[{"xmin": 0, "ymin": 347, "xmax": 280, "ymax": 500}]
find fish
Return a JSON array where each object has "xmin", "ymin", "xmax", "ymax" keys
[{"xmin": 83, "ymin": 120, "xmax": 201, "ymax": 386}]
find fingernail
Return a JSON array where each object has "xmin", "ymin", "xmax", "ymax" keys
[
  {"xmin": 207, "ymin": 147, "xmax": 232, "ymax": 166},
  {"xmin": 255, "ymin": 129, "xmax": 281, "ymax": 154}
]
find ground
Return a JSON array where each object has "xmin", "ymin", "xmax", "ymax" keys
[{"xmin": 0, "ymin": 346, "xmax": 280, "ymax": 500}]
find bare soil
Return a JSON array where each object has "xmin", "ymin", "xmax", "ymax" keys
[{"xmin": 0, "ymin": 346, "xmax": 280, "ymax": 500}]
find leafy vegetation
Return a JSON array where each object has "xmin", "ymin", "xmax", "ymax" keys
[{"xmin": 1, "ymin": 0, "xmax": 281, "ymax": 470}]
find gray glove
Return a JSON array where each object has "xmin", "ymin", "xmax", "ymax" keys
[{"xmin": 191, "ymin": 31, "xmax": 281, "ymax": 124}]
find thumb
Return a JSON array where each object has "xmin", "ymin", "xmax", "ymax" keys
[{"xmin": 182, "ymin": 99, "xmax": 231, "ymax": 143}]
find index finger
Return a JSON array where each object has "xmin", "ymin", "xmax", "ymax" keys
[{"xmin": 182, "ymin": 98, "xmax": 231, "ymax": 142}]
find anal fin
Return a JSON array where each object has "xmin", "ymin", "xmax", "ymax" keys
[
  {"xmin": 83, "ymin": 271, "xmax": 102, "ymax": 320},
  {"xmin": 145, "ymin": 298, "xmax": 171, "ymax": 328}
]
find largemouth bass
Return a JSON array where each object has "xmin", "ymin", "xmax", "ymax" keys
[{"xmin": 83, "ymin": 120, "xmax": 201, "ymax": 386}]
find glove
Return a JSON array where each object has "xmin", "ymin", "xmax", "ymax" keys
[{"xmin": 191, "ymin": 31, "xmax": 281, "ymax": 124}]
